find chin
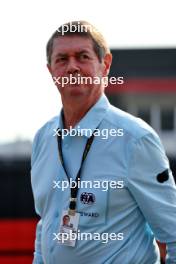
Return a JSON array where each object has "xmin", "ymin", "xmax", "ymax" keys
[{"xmin": 69, "ymin": 90, "xmax": 86, "ymax": 97}]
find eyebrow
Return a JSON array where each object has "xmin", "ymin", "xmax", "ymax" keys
[{"xmin": 54, "ymin": 49, "xmax": 91, "ymax": 58}]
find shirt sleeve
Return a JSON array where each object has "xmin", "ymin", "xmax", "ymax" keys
[
  {"xmin": 32, "ymin": 219, "xmax": 44, "ymax": 264},
  {"xmin": 127, "ymin": 131, "xmax": 176, "ymax": 263},
  {"xmin": 31, "ymin": 131, "xmax": 44, "ymax": 264}
]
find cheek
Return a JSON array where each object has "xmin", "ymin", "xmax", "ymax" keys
[
  {"xmin": 84, "ymin": 65, "xmax": 102, "ymax": 78},
  {"xmin": 92, "ymin": 62, "xmax": 104, "ymax": 75},
  {"xmin": 52, "ymin": 69, "xmax": 62, "ymax": 77},
  {"xmin": 50, "ymin": 64, "xmax": 65, "ymax": 77}
]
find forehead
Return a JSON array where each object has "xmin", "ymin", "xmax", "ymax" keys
[{"xmin": 51, "ymin": 35, "xmax": 95, "ymax": 57}]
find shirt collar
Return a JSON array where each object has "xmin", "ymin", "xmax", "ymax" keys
[{"xmin": 58, "ymin": 93, "xmax": 110, "ymax": 138}]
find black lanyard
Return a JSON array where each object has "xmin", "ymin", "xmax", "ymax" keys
[{"xmin": 56, "ymin": 128, "xmax": 95, "ymax": 215}]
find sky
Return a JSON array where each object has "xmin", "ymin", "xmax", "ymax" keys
[{"xmin": 0, "ymin": 0, "xmax": 176, "ymax": 143}]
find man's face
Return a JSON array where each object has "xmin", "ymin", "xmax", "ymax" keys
[
  {"xmin": 47, "ymin": 35, "xmax": 112, "ymax": 100},
  {"xmin": 63, "ymin": 216, "xmax": 70, "ymax": 225}
]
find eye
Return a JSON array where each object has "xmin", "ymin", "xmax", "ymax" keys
[
  {"xmin": 55, "ymin": 57, "xmax": 67, "ymax": 63},
  {"xmin": 79, "ymin": 53, "xmax": 90, "ymax": 61}
]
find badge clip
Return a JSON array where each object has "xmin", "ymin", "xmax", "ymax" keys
[{"xmin": 69, "ymin": 198, "xmax": 77, "ymax": 216}]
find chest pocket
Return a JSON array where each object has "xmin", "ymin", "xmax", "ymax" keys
[{"xmin": 76, "ymin": 183, "xmax": 109, "ymax": 227}]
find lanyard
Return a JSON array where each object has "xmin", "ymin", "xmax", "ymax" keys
[{"xmin": 56, "ymin": 128, "xmax": 95, "ymax": 215}]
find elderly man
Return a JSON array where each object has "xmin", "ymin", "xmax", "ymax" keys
[{"xmin": 31, "ymin": 21, "xmax": 176, "ymax": 264}]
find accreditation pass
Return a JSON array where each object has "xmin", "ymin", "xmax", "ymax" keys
[{"xmin": 58, "ymin": 210, "xmax": 80, "ymax": 247}]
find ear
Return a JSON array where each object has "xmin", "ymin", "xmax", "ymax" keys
[{"xmin": 102, "ymin": 53, "xmax": 112, "ymax": 76}]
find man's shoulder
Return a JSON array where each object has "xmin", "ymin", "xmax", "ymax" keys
[
  {"xmin": 33, "ymin": 115, "xmax": 59, "ymax": 143},
  {"xmin": 105, "ymin": 104, "xmax": 156, "ymax": 140},
  {"xmin": 31, "ymin": 115, "xmax": 59, "ymax": 166}
]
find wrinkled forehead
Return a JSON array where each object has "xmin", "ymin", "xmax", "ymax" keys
[{"xmin": 51, "ymin": 35, "xmax": 95, "ymax": 58}]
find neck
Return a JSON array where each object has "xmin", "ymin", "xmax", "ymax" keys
[{"xmin": 62, "ymin": 93, "xmax": 102, "ymax": 129}]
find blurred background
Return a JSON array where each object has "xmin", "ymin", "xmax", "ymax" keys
[{"xmin": 0, "ymin": 0, "xmax": 176, "ymax": 263}]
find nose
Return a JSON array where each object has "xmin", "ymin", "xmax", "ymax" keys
[{"xmin": 66, "ymin": 57, "xmax": 80, "ymax": 75}]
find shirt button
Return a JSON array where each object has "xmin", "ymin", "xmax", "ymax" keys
[{"xmin": 50, "ymin": 246, "xmax": 54, "ymax": 252}]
